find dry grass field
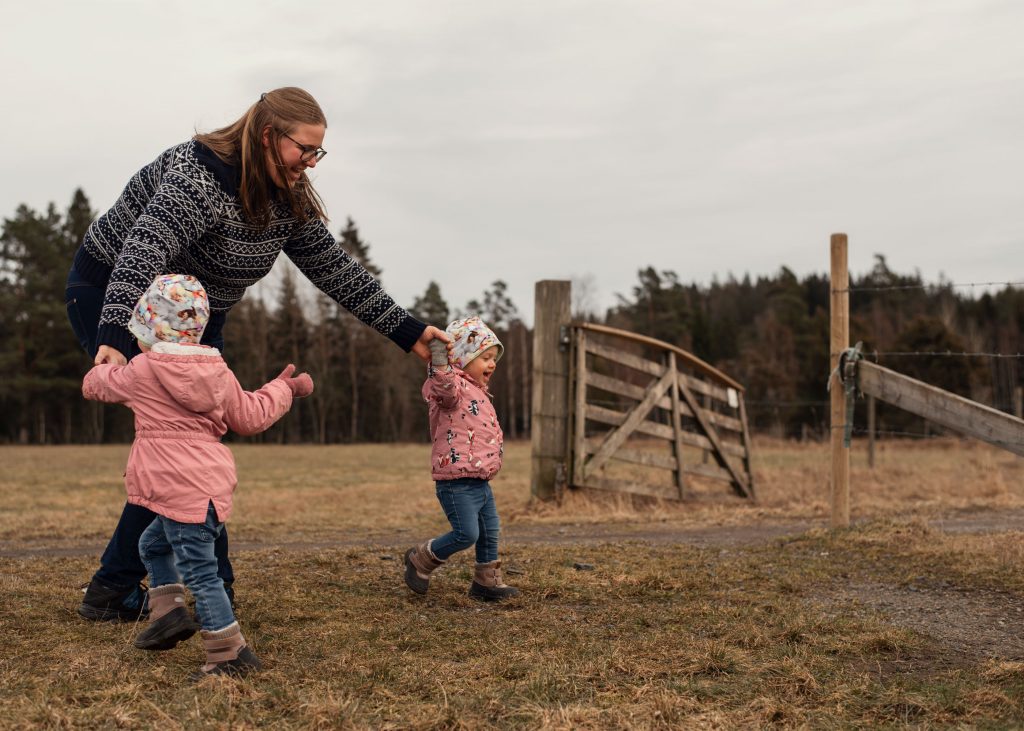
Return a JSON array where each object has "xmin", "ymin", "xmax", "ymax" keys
[{"xmin": 2, "ymin": 437, "xmax": 1023, "ymax": 729}]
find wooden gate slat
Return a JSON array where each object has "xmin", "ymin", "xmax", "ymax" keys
[
  {"xmin": 668, "ymin": 352, "xmax": 687, "ymax": 498},
  {"xmin": 584, "ymin": 404, "xmax": 748, "ymax": 456},
  {"xmin": 584, "ymin": 368, "xmax": 676, "ymax": 478},
  {"xmin": 676, "ymin": 378, "xmax": 752, "ymax": 497}
]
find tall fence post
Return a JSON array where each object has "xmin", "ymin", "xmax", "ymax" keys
[
  {"xmin": 830, "ymin": 233, "xmax": 850, "ymax": 527},
  {"xmin": 867, "ymin": 394, "xmax": 876, "ymax": 468},
  {"xmin": 531, "ymin": 280, "xmax": 571, "ymax": 501}
]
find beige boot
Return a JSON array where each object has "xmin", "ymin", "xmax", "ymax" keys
[
  {"xmin": 469, "ymin": 560, "xmax": 520, "ymax": 602},
  {"xmin": 190, "ymin": 622, "xmax": 262, "ymax": 681},
  {"xmin": 404, "ymin": 540, "xmax": 446, "ymax": 594},
  {"xmin": 134, "ymin": 583, "xmax": 199, "ymax": 651}
]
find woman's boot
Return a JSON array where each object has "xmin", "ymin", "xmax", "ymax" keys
[
  {"xmin": 134, "ymin": 583, "xmax": 200, "ymax": 651},
  {"xmin": 190, "ymin": 622, "xmax": 262, "ymax": 681},
  {"xmin": 404, "ymin": 541, "xmax": 446, "ymax": 594},
  {"xmin": 469, "ymin": 560, "xmax": 520, "ymax": 602}
]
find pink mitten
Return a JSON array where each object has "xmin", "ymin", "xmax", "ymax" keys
[{"xmin": 276, "ymin": 364, "xmax": 315, "ymax": 398}]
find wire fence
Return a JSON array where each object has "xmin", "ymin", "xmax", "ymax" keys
[{"xmin": 833, "ymin": 279, "xmax": 1024, "ymax": 294}]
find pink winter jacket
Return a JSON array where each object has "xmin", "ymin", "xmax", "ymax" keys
[
  {"xmin": 423, "ymin": 365, "xmax": 504, "ymax": 481},
  {"xmin": 82, "ymin": 342, "xmax": 295, "ymax": 523}
]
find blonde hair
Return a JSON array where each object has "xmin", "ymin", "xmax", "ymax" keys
[{"xmin": 194, "ymin": 87, "xmax": 328, "ymax": 228}]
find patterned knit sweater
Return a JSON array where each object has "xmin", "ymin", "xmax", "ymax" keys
[{"xmin": 74, "ymin": 140, "xmax": 425, "ymax": 357}]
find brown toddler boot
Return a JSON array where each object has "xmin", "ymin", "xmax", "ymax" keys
[
  {"xmin": 404, "ymin": 541, "xmax": 446, "ymax": 595},
  {"xmin": 469, "ymin": 560, "xmax": 520, "ymax": 602},
  {"xmin": 134, "ymin": 583, "xmax": 200, "ymax": 651},
  {"xmin": 190, "ymin": 622, "xmax": 262, "ymax": 681}
]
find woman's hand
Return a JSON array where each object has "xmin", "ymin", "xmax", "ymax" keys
[
  {"xmin": 94, "ymin": 345, "xmax": 128, "ymax": 366},
  {"xmin": 411, "ymin": 326, "xmax": 452, "ymax": 362}
]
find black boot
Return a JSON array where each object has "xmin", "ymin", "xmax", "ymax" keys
[{"xmin": 78, "ymin": 577, "xmax": 150, "ymax": 622}]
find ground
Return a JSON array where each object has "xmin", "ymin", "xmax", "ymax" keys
[{"xmin": 1, "ymin": 439, "xmax": 1023, "ymax": 728}]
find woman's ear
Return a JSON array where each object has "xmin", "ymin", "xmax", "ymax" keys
[{"xmin": 261, "ymin": 125, "xmax": 273, "ymax": 148}]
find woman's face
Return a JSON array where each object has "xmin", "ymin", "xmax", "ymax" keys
[{"xmin": 262, "ymin": 122, "xmax": 326, "ymax": 189}]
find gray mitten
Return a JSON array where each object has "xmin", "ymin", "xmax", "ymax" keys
[{"xmin": 428, "ymin": 339, "xmax": 449, "ymax": 367}]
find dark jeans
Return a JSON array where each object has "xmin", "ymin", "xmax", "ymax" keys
[
  {"xmin": 65, "ymin": 265, "xmax": 233, "ymax": 590},
  {"xmin": 430, "ymin": 479, "xmax": 500, "ymax": 563}
]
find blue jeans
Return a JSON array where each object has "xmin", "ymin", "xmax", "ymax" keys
[
  {"xmin": 66, "ymin": 264, "xmax": 233, "ymax": 594},
  {"xmin": 139, "ymin": 502, "xmax": 235, "ymax": 631},
  {"xmin": 430, "ymin": 479, "xmax": 500, "ymax": 564}
]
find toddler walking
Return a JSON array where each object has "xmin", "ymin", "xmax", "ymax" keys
[
  {"xmin": 82, "ymin": 274, "xmax": 314, "ymax": 679},
  {"xmin": 404, "ymin": 316, "xmax": 519, "ymax": 601}
]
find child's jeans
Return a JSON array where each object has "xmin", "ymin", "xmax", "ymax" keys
[
  {"xmin": 139, "ymin": 501, "xmax": 235, "ymax": 632},
  {"xmin": 430, "ymin": 479, "xmax": 500, "ymax": 563}
]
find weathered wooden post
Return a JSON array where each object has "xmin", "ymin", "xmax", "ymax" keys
[
  {"xmin": 830, "ymin": 233, "xmax": 850, "ymax": 527},
  {"xmin": 867, "ymin": 393, "xmax": 876, "ymax": 468},
  {"xmin": 531, "ymin": 280, "xmax": 572, "ymax": 500}
]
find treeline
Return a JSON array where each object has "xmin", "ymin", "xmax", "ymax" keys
[
  {"xmin": 1, "ymin": 190, "xmax": 1021, "ymax": 444},
  {"xmin": 602, "ymin": 262, "xmax": 1023, "ymax": 438}
]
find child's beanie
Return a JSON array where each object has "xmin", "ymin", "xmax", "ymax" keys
[
  {"xmin": 128, "ymin": 274, "xmax": 210, "ymax": 347},
  {"xmin": 445, "ymin": 316, "xmax": 503, "ymax": 370}
]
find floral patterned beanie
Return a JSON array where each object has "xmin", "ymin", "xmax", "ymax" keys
[
  {"xmin": 128, "ymin": 274, "xmax": 210, "ymax": 346},
  {"xmin": 445, "ymin": 316, "xmax": 504, "ymax": 370}
]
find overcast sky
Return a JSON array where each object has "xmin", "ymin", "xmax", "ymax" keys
[{"xmin": 2, "ymin": 0, "xmax": 1022, "ymax": 324}]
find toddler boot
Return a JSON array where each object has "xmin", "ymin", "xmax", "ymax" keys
[
  {"xmin": 191, "ymin": 622, "xmax": 262, "ymax": 681},
  {"xmin": 469, "ymin": 560, "xmax": 520, "ymax": 602},
  {"xmin": 134, "ymin": 583, "xmax": 200, "ymax": 650},
  {"xmin": 404, "ymin": 541, "xmax": 446, "ymax": 594}
]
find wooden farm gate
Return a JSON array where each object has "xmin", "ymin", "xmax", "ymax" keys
[{"xmin": 568, "ymin": 323, "xmax": 754, "ymax": 500}]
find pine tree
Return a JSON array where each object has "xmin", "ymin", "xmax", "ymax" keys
[
  {"xmin": 0, "ymin": 196, "xmax": 91, "ymax": 443},
  {"xmin": 410, "ymin": 281, "xmax": 450, "ymax": 326}
]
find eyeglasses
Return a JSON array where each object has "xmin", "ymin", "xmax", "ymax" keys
[{"xmin": 281, "ymin": 131, "xmax": 327, "ymax": 163}]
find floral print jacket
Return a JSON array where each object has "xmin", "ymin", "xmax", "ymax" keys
[{"xmin": 422, "ymin": 364, "xmax": 504, "ymax": 481}]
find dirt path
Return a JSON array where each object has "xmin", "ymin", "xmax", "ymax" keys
[{"xmin": 5, "ymin": 508, "xmax": 1023, "ymax": 559}]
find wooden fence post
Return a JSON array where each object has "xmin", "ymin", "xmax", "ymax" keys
[
  {"xmin": 531, "ymin": 280, "xmax": 572, "ymax": 501},
  {"xmin": 830, "ymin": 233, "xmax": 850, "ymax": 527},
  {"xmin": 867, "ymin": 393, "xmax": 876, "ymax": 468}
]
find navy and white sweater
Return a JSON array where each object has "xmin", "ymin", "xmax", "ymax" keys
[{"xmin": 74, "ymin": 140, "xmax": 425, "ymax": 357}]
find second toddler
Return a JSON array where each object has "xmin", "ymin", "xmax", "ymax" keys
[
  {"xmin": 404, "ymin": 316, "xmax": 519, "ymax": 601},
  {"xmin": 83, "ymin": 274, "xmax": 314, "ymax": 679}
]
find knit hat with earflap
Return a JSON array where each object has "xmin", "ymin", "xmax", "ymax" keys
[
  {"xmin": 128, "ymin": 274, "xmax": 210, "ymax": 346},
  {"xmin": 445, "ymin": 316, "xmax": 503, "ymax": 370}
]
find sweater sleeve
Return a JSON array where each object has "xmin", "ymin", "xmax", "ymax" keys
[
  {"xmin": 82, "ymin": 362, "xmax": 139, "ymax": 405},
  {"xmin": 283, "ymin": 220, "xmax": 426, "ymax": 352},
  {"xmin": 221, "ymin": 373, "xmax": 296, "ymax": 437},
  {"xmin": 95, "ymin": 148, "xmax": 221, "ymax": 357},
  {"xmin": 422, "ymin": 365, "xmax": 462, "ymax": 412}
]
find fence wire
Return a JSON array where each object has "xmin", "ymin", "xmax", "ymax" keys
[{"xmin": 833, "ymin": 280, "xmax": 1024, "ymax": 294}]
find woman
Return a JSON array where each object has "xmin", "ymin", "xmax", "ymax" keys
[{"xmin": 67, "ymin": 87, "xmax": 447, "ymax": 621}]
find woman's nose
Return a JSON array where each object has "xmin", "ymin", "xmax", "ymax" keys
[{"xmin": 305, "ymin": 156, "xmax": 318, "ymax": 169}]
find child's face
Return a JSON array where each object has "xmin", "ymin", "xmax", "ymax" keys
[{"xmin": 464, "ymin": 345, "xmax": 499, "ymax": 386}]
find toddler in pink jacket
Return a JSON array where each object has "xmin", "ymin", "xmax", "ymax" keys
[
  {"xmin": 82, "ymin": 274, "xmax": 313, "ymax": 680},
  {"xmin": 403, "ymin": 316, "xmax": 519, "ymax": 601}
]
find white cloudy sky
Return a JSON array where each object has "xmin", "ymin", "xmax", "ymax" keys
[{"xmin": 2, "ymin": 0, "xmax": 1022, "ymax": 324}]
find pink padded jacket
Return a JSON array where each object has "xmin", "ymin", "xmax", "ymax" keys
[
  {"xmin": 423, "ymin": 365, "xmax": 504, "ymax": 481},
  {"xmin": 82, "ymin": 342, "xmax": 295, "ymax": 523}
]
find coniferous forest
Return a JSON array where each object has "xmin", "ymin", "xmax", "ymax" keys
[{"xmin": 2, "ymin": 190, "xmax": 1021, "ymax": 444}]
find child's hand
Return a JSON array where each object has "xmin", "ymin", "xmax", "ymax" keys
[
  {"xmin": 276, "ymin": 364, "xmax": 314, "ymax": 398},
  {"xmin": 428, "ymin": 339, "xmax": 449, "ymax": 367}
]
